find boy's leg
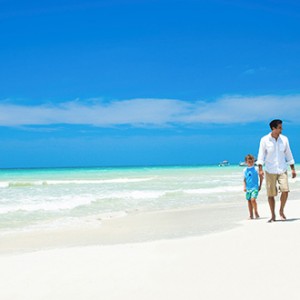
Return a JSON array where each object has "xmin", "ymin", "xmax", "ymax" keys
[
  {"xmin": 251, "ymin": 198, "xmax": 259, "ymax": 218},
  {"xmin": 247, "ymin": 201, "xmax": 253, "ymax": 219}
]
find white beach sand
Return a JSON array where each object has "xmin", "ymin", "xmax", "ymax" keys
[{"xmin": 1, "ymin": 200, "xmax": 300, "ymax": 300}]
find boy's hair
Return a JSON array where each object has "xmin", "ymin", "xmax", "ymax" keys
[
  {"xmin": 269, "ymin": 119, "xmax": 282, "ymax": 130},
  {"xmin": 245, "ymin": 154, "xmax": 255, "ymax": 161}
]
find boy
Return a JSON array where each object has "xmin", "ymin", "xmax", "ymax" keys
[{"xmin": 243, "ymin": 154, "xmax": 263, "ymax": 219}]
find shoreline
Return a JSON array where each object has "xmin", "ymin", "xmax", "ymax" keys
[
  {"xmin": 0, "ymin": 201, "xmax": 246, "ymax": 254},
  {"xmin": 0, "ymin": 200, "xmax": 300, "ymax": 299}
]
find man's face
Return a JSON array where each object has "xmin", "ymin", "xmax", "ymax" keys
[{"xmin": 274, "ymin": 123, "xmax": 283, "ymax": 134}]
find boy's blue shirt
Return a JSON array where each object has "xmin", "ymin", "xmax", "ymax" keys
[{"xmin": 244, "ymin": 166, "xmax": 259, "ymax": 190}]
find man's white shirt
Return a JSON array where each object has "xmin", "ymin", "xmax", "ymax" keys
[{"xmin": 257, "ymin": 133, "xmax": 295, "ymax": 174}]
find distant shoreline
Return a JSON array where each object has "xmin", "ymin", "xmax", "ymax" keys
[{"xmin": 2, "ymin": 162, "xmax": 299, "ymax": 171}]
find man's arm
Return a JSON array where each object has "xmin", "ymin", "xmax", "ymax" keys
[
  {"xmin": 284, "ymin": 137, "xmax": 296, "ymax": 178},
  {"xmin": 256, "ymin": 138, "xmax": 265, "ymax": 167},
  {"xmin": 290, "ymin": 164, "xmax": 297, "ymax": 178},
  {"xmin": 285, "ymin": 138, "xmax": 295, "ymax": 165},
  {"xmin": 258, "ymin": 168, "xmax": 264, "ymax": 191},
  {"xmin": 258, "ymin": 164, "xmax": 264, "ymax": 180}
]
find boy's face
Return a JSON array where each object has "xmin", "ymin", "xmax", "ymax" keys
[{"xmin": 246, "ymin": 159, "xmax": 254, "ymax": 167}]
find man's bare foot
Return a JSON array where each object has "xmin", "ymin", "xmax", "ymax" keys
[
  {"xmin": 267, "ymin": 218, "xmax": 276, "ymax": 223},
  {"xmin": 280, "ymin": 213, "xmax": 287, "ymax": 220}
]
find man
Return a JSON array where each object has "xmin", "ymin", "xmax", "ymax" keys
[{"xmin": 257, "ymin": 119, "xmax": 296, "ymax": 222}]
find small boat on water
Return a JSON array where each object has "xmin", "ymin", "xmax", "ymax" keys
[{"xmin": 218, "ymin": 160, "xmax": 230, "ymax": 167}]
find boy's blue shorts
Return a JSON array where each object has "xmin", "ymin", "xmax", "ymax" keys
[{"xmin": 246, "ymin": 189, "xmax": 259, "ymax": 200}]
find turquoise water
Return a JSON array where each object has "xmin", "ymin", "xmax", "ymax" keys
[{"xmin": 1, "ymin": 165, "xmax": 299, "ymax": 232}]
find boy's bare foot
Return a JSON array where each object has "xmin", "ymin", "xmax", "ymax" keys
[
  {"xmin": 255, "ymin": 213, "xmax": 260, "ymax": 219},
  {"xmin": 267, "ymin": 218, "xmax": 276, "ymax": 223},
  {"xmin": 248, "ymin": 216, "xmax": 254, "ymax": 220}
]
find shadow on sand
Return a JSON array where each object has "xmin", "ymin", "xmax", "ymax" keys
[
  {"xmin": 278, "ymin": 218, "xmax": 300, "ymax": 222},
  {"xmin": 266, "ymin": 217, "xmax": 300, "ymax": 223}
]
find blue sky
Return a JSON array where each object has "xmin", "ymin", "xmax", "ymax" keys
[{"xmin": 1, "ymin": 0, "xmax": 300, "ymax": 168}]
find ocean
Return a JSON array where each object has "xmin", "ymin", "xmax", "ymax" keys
[{"xmin": 1, "ymin": 165, "xmax": 299, "ymax": 234}]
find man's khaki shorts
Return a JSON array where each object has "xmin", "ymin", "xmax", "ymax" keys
[{"xmin": 265, "ymin": 171, "xmax": 289, "ymax": 197}]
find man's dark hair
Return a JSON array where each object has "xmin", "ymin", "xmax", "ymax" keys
[{"xmin": 269, "ymin": 119, "xmax": 282, "ymax": 130}]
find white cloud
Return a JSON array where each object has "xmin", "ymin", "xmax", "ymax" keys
[
  {"xmin": 0, "ymin": 95, "xmax": 300, "ymax": 127},
  {"xmin": 183, "ymin": 95, "xmax": 300, "ymax": 124},
  {"xmin": 243, "ymin": 69, "xmax": 256, "ymax": 75}
]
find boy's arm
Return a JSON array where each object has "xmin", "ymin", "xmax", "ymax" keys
[{"xmin": 243, "ymin": 178, "xmax": 246, "ymax": 192}]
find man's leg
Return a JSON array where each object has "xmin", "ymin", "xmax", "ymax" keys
[
  {"xmin": 266, "ymin": 172, "xmax": 277, "ymax": 222},
  {"xmin": 278, "ymin": 172, "xmax": 289, "ymax": 220},
  {"xmin": 279, "ymin": 191, "xmax": 288, "ymax": 220},
  {"xmin": 268, "ymin": 196, "xmax": 276, "ymax": 222}
]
